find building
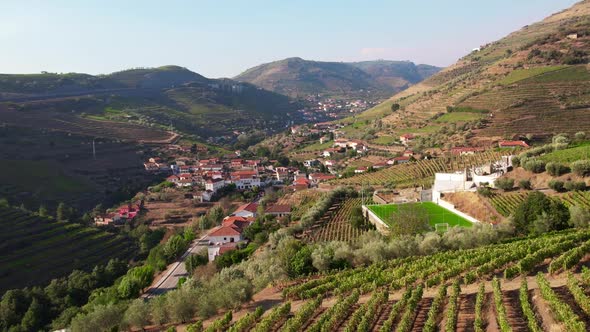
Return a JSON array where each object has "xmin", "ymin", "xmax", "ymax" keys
[
  {"xmin": 205, "ymin": 178, "xmax": 226, "ymax": 192},
  {"xmin": 450, "ymin": 147, "xmax": 485, "ymax": 155},
  {"xmin": 265, "ymin": 204, "xmax": 292, "ymax": 217},
  {"xmin": 400, "ymin": 134, "xmax": 415, "ymax": 145},
  {"xmin": 393, "ymin": 156, "xmax": 411, "ymax": 164},
  {"xmin": 232, "ymin": 202, "xmax": 259, "ymax": 218},
  {"xmin": 498, "ymin": 141, "xmax": 529, "ymax": 148},
  {"xmin": 231, "ymin": 170, "xmax": 261, "ymax": 189},
  {"xmin": 308, "ymin": 173, "xmax": 336, "ymax": 184}
]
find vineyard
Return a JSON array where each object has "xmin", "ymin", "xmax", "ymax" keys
[
  {"xmin": 206, "ymin": 228, "xmax": 590, "ymax": 332},
  {"xmin": 331, "ymin": 151, "xmax": 509, "ymax": 187},
  {"xmin": 490, "ymin": 191, "xmax": 590, "ymax": 217},
  {"xmin": 0, "ymin": 206, "xmax": 135, "ymax": 292},
  {"xmin": 302, "ymin": 198, "xmax": 370, "ymax": 243}
]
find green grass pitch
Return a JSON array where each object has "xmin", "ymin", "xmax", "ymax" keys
[{"xmin": 367, "ymin": 202, "xmax": 473, "ymax": 228}]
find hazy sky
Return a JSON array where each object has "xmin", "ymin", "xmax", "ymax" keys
[{"xmin": 0, "ymin": 0, "xmax": 579, "ymax": 78}]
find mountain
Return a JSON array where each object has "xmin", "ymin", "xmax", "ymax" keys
[
  {"xmin": 0, "ymin": 66, "xmax": 302, "ymax": 141},
  {"xmin": 355, "ymin": 0, "xmax": 590, "ymax": 145},
  {"xmin": 234, "ymin": 57, "xmax": 441, "ymax": 98}
]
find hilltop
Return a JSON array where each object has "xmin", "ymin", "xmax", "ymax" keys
[
  {"xmin": 348, "ymin": 0, "xmax": 590, "ymax": 147},
  {"xmin": 0, "ymin": 66, "xmax": 301, "ymax": 143},
  {"xmin": 234, "ymin": 57, "xmax": 441, "ymax": 99}
]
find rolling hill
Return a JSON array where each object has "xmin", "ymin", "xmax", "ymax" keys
[
  {"xmin": 234, "ymin": 57, "xmax": 441, "ymax": 98},
  {"xmin": 354, "ymin": 0, "xmax": 590, "ymax": 145},
  {"xmin": 0, "ymin": 66, "xmax": 302, "ymax": 142}
]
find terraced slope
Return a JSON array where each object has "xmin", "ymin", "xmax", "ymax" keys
[
  {"xmin": 205, "ymin": 228, "xmax": 590, "ymax": 332},
  {"xmin": 356, "ymin": 1, "xmax": 590, "ymax": 143},
  {"xmin": 0, "ymin": 206, "xmax": 135, "ymax": 293}
]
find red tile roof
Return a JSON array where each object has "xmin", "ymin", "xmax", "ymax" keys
[
  {"xmin": 208, "ymin": 226, "xmax": 242, "ymax": 237},
  {"xmin": 235, "ymin": 202, "xmax": 259, "ymax": 213},
  {"xmin": 499, "ymin": 140, "xmax": 529, "ymax": 148},
  {"xmin": 265, "ymin": 204, "xmax": 292, "ymax": 214}
]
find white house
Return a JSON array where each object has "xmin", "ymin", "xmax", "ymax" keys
[
  {"xmin": 205, "ymin": 178, "xmax": 226, "ymax": 192},
  {"xmin": 232, "ymin": 202, "xmax": 258, "ymax": 218}
]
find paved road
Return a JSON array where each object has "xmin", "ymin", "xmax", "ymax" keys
[{"xmin": 142, "ymin": 232, "xmax": 211, "ymax": 298}]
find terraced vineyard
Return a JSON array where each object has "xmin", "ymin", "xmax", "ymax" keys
[
  {"xmin": 491, "ymin": 191, "xmax": 590, "ymax": 217},
  {"xmin": 218, "ymin": 228, "xmax": 590, "ymax": 331},
  {"xmin": 302, "ymin": 198, "xmax": 369, "ymax": 243},
  {"xmin": 332, "ymin": 151, "xmax": 509, "ymax": 187},
  {"xmin": 0, "ymin": 206, "xmax": 135, "ymax": 292}
]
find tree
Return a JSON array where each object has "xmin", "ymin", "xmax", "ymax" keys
[
  {"xmin": 569, "ymin": 205, "xmax": 590, "ymax": 228},
  {"xmin": 38, "ymin": 205, "xmax": 48, "ymax": 217},
  {"xmin": 70, "ymin": 303, "xmax": 125, "ymax": 332},
  {"xmin": 0, "ymin": 289, "xmax": 29, "ymax": 328},
  {"xmin": 123, "ymin": 299, "xmax": 151, "ymax": 330},
  {"xmin": 572, "ymin": 160, "xmax": 590, "ymax": 177},
  {"xmin": 185, "ymin": 251, "xmax": 208, "ymax": 275},
  {"xmin": 512, "ymin": 191, "xmax": 570, "ymax": 235},
  {"xmin": 548, "ymin": 180, "xmax": 565, "ymax": 192},
  {"xmin": 56, "ymin": 202, "xmax": 70, "ymax": 222},
  {"xmin": 518, "ymin": 179, "xmax": 532, "ymax": 190},
  {"xmin": 20, "ymin": 298, "xmax": 43, "ymax": 331},
  {"xmin": 494, "ymin": 178, "xmax": 514, "ymax": 191},
  {"xmin": 391, "ymin": 103, "xmax": 400, "ymax": 112},
  {"xmin": 388, "ymin": 204, "xmax": 431, "ymax": 237},
  {"xmin": 0, "ymin": 198, "xmax": 9, "ymax": 208},
  {"xmin": 546, "ymin": 162, "xmax": 569, "ymax": 176}
]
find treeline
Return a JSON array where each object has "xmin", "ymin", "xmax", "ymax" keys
[{"xmin": 0, "ymin": 222, "xmax": 195, "ymax": 332}]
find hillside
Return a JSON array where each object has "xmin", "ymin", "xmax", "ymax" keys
[
  {"xmin": 0, "ymin": 66, "xmax": 302, "ymax": 142},
  {"xmin": 0, "ymin": 205, "xmax": 135, "ymax": 293},
  {"xmin": 234, "ymin": 57, "xmax": 441, "ymax": 98},
  {"xmin": 352, "ymin": 0, "xmax": 590, "ymax": 146}
]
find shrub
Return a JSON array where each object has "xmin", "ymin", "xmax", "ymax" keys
[
  {"xmin": 546, "ymin": 162, "xmax": 569, "ymax": 176},
  {"xmin": 477, "ymin": 187, "xmax": 493, "ymax": 197},
  {"xmin": 548, "ymin": 180, "xmax": 565, "ymax": 192},
  {"xmin": 564, "ymin": 181, "xmax": 587, "ymax": 192},
  {"xmin": 518, "ymin": 179, "xmax": 532, "ymax": 190},
  {"xmin": 572, "ymin": 160, "xmax": 590, "ymax": 177},
  {"xmin": 494, "ymin": 178, "xmax": 514, "ymax": 191},
  {"xmin": 511, "ymin": 156, "xmax": 521, "ymax": 168},
  {"xmin": 523, "ymin": 159, "xmax": 546, "ymax": 173}
]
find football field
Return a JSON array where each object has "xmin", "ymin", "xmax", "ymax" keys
[{"xmin": 367, "ymin": 202, "xmax": 473, "ymax": 228}]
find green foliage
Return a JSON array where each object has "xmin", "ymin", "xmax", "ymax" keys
[
  {"xmin": 537, "ymin": 273, "xmax": 586, "ymax": 331},
  {"xmin": 492, "ymin": 278, "xmax": 511, "ymax": 332},
  {"xmin": 546, "ymin": 162, "xmax": 570, "ymax": 176},
  {"xmin": 494, "ymin": 178, "xmax": 514, "ymax": 191},
  {"xmin": 185, "ymin": 251, "xmax": 209, "ymax": 275},
  {"xmin": 548, "ymin": 180, "xmax": 565, "ymax": 192},
  {"xmin": 523, "ymin": 159, "xmax": 546, "ymax": 173},
  {"xmin": 519, "ymin": 279, "xmax": 542, "ymax": 332},
  {"xmin": 228, "ymin": 307, "xmax": 264, "ymax": 332},
  {"xmin": 518, "ymin": 179, "xmax": 532, "ymax": 190},
  {"xmin": 423, "ymin": 284, "xmax": 447, "ymax": 332},
  {"xmin": 474, "ymin": 283, "xmax": 486, "ymax": 332},
  {"xmin": 477, "ymin": 186, "xmax": 493, "ymax": 197},
  {"xmin": 569, "ymin": 205, "xmax": 590, "ymax": 228},
  {"xmin": 251, "ymin": 303, "xmax": 289, "ymax": 332},
  {"xmin": 572, "ymin": 160, "xmax": 590, "ymax": 176},
  {"xmin": 445, "ymin": 281, "xmax": 460, "ymax": 332},
  {"xmin": 512, "ymin": 191, "xmax": 570, "ymax": 235},
  {"xmin": 204, "ymin": 311, "xmax": 233, "ymax": 332}
]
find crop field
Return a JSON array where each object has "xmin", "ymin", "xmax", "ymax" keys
[
  {"xmin": 498, "ymin": 66, "xmax": 567, "ymax": 85},
  {"xmin": 540, "ymin": 142, "xmax": 590, "ymax": 163},
  {"xmin": 303, "ymin": 198, "xmax": 370, "ymax": 243},
  {"xmin": 332, "ymin": 151, "xmax": 509, "ymax": 188},
  {"xmin": 219, "ymin": 228, "xmax": 590, "ymax": 332},
  {"xmin": 433, "ymin": 112, "xmax": 484, "ymax": 123},
  {"xmin": 367, "ymin": 202, "xmax": 473, "ymax": 228},
  {"xmin": 490, "ymin": 191, "xmax": 590, "ymax": 217},
  {"xmin": 0, "ymin": 206, "xmax": 135, "ymax": 292}
]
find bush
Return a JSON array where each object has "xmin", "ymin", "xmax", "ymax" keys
[
  {"xmin": 512, "ymin": 191, "xmax": 570, "ymax": 235},
  {"xmin": 523, "ymin": 159, "xmax": 546, "ymax": 173},
  {"xmin": 511, "ymin": 156, "xmax": 521, "ymax": 168},
  {"xmin": 477, "ymin": 187, "xmax": 493, "ymax": 197},
  {"xmin": 546, "ymin": 162, "xmax": 570, "ymax": 176},
  {"xmin": 548, "ymin": 180, "xmax": 565, "ymax": 192},
  {"xmin": 572, "ymin": 160, "xmax": 590, "ymax": 177},
  {"xmin": 494, "ymin": 178, "xmax": 514, "ymax": 191},
  {"xmin": 518, "ymin": 179, "xmax": 532, "ymax": 190},
  {"xmin": 562, "ymin": 181, "xmax": 580, "ymax": 192}
]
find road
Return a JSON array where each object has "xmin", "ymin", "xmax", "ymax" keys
[{"xmin": 142, "ymin": 232, "xmax": 211, "ymax": 298}]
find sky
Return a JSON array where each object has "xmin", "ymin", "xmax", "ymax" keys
[{"xmin": 0, "ymin": 0, "xmax": 580, "ymax": 78}]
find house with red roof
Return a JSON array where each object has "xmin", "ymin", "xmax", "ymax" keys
[
  {"xmin": 308, "ymin": 173, "xmax": 336, "ymax": 184},
  {"xmin": 293, "ymin": 178, "xmax": 310, "ymax": 191},
  {"xmin": 393, "ymin": 156, "xmax": 411, "ymax": 164},
  {"xmin": 400, "ymin": 134, "xmax": 415, "ymax": 146},
  {"xmin": 498, "ymin": 140, "xmax": 529, "ymax": 148},
  {"xmin": 232, "ymin": 202, "xmax": 259, "ymax": 218}
]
